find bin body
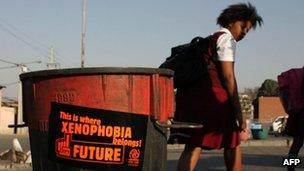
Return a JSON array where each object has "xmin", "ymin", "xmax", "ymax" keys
[
  {"xmin": 251, "ymin": 128, "xmax": 268, "ymax": 139},
  {"xmin": 20, "ymin": 67, "xmax": 174, "ymax": 171}
]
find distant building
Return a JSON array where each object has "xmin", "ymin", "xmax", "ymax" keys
[
  {"xmin": 0, "ymin": 86, "xmax": 15, "ymax": 134},
  {"xmin": 0, "ymin": 105, "xmax": 16, "ymax": 134},
  {"xmin": 0, "ymin": 85, "xmax": 3, "ymax": 105},
  {"xmin": 254, "ymin": 96, "xmax": 287, "ymax": 123},
  {"xmin": 0, "ymin": 86, "xmax": 27, "ymax": 135}
]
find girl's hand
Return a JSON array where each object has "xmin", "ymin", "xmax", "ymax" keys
[{"xmin": 239, "ymin": 128, "xmax": 250, "ymax": 141}]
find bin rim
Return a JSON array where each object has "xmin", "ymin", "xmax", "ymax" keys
[{"xmin": 20, "ymin": 67, "xmax": 174, "ymax": 80}]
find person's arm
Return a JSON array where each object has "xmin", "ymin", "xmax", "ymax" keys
[{"xmin": 218, "ymin": 61, "xmax": 245, "ymax": 130}]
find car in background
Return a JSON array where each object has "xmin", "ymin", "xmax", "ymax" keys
[{"xmin": 269, "ymin": 115, "xmax": 288, "ymax": 134}]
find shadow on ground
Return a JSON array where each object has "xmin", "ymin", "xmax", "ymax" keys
[{"xmin": 167, "ymin": 154, "xmax": 304, "ymax": 171}]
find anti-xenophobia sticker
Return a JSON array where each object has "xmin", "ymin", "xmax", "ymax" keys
[{"xmin": 48, "ymin": 102, "xmax": 148, "ymax": 170}]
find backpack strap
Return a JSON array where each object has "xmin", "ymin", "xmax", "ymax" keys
[
  {"xmin": 209, "ymin": 31, "xmax": 226, "ymax": 53},
  {"xmin": 202, "ymin": 31, "xmax": 226, "ymax": 64}
]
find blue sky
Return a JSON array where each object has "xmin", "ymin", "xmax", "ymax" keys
[{"xmin": 0, "ymin": 0, "xmax": 303, "ymax": 98}]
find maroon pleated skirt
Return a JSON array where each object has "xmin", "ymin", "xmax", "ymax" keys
[{"xmin": 175, "ymin": 81, "xmax": 240, "ymax": 149}]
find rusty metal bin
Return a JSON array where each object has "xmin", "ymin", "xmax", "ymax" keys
[{"xmin": 20, "ymin": 67, "xmax": 175, "ymax": 171}]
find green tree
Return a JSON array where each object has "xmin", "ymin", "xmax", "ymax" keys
[{"xmin": 256, "ymin": 79, "xmax": 279, "ymax": 97}]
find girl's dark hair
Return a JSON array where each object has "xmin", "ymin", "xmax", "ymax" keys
[{"xmin": 217, "ymin": 3, "xmax": 263, "ymax": 29}]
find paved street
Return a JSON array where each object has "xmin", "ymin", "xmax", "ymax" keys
[
  {"xmin": 167, "ymin": 146, "xmax": 304, "ymax": 171},
  {"xmin": 1, "ymin": 134, "xmax": 304, "ymax": 170},
  {"xmin": 0, "ymin": 134, "xmax": 30, "ymax": 152}
]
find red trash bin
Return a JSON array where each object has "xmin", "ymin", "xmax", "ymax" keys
[{"xmin": 20, "ymin": 67, "xmax": 174, "ymax": 171}]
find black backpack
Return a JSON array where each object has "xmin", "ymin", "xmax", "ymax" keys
[{"xmin": 159, "ymin": 36, "xmax": 212, "ymax": 89}]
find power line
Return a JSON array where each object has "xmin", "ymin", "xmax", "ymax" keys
[
  {"xmin": 0, "ymin": 23, "xmax": 48, "ymax": 60},
  {"xmin": 0, "ymin": 58, "xmax": 18, "ymax": 65},
  {"xmin": 0, "ymin": 18, "xmax": 63, "ymax": 64},
  {"xmin": 0, "ymin": 17, "xmax": 75, "ymax": 67},
  {"xmin": 0, "ymin": 66, "xmax": 18, "ymax": 70},
  {"xmin": 0, "ymin": 58, "xmax": 22, "ymax": 71},
  {"xmin": 0, "ymin": 18, "xmax": 50, "ymax": 50},
  {"xmin": 0, "ymin": 58, "xmax": 41, "ymax": 66},
  {"xmin": 0, "ymin": 57, "xmax": 41, "ymax": 72},
  {"xmin": 0, "ymin": 17, "xmax": 72, "ymax": 66}
]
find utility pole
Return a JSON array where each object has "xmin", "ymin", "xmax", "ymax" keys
[
  {"xmin": 0, "ymin": 59, "xmax": 41, "ymax": 134},
  {"xmin": 17, "ymin": 64, "xmax": 33, "ymax": 134},
  {"xmin": 47, "ymin": 46, "xmax": 59, "ymax": 69},
  {"xmin": 81, "ymin": 0, "xmax": 87, "ymax": 68}
]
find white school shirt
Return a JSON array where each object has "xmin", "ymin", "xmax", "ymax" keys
[{"xmin": 214, "ymin": 28, "xmax": 237, "ymax": 62}]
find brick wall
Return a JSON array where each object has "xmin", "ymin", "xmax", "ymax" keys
[{"xmin": 257, "ymin": 97, "xmax": 287, "ymax": 123}]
